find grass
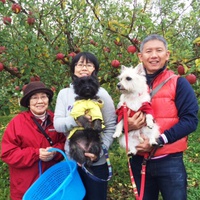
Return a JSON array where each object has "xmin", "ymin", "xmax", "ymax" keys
[
  {"xmin": 0, "ymin": 114, "xmax": 199, "ymax": 200},
  {"xmin": 0, "ymin": 116, "xmax": 13, "ymax": 200}
]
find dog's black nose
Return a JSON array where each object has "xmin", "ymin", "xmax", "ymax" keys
[
  {"xmin": 86, "ymin": 86, "xmax": 90, "ymax": 91},
  {"xmin": 117, "ymin": 83, "xmax": 121, "ymax": 89}
]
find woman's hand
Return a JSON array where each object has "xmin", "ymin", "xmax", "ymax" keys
[
  {"xmin": 76, "ymin": 113, "xmax": 92, "ymax": 127},
  {"xmin": 39, "ymin": 147, "xmax": 56, "ymax": 162},
  {"xmin": 84, "ymin": 110, "xmax": 92, "ymax": 122},
  {"xmin": 128, "ymin": 111, "xmax": 146, "ymax": 131},
  {"xmin": 76, "ymin": 153, "xmax": 98, "ymax": 166},
  {"xmin": 84, "ymin": 152, "xmax": 98, "ymax": 162}
]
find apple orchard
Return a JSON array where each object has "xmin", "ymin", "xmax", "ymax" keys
[{"xmin": 0, "ymin": 0, "xmax": 199, "ymax": 115}]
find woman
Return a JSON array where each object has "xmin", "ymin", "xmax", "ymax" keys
[
  {"xmin": 1, "ymin": 81, "xmax": 66, "ymax": 200},
  {"xmin": 54, "ymin": 52, "xmax": 116, "ymax": 200}
]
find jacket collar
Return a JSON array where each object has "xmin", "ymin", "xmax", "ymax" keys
[{"xmin": 146, "ymin": 65, "xmax": 166, "ymax": 86}]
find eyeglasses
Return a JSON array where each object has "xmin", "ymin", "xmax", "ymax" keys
[
  {"xmin": 75, "ymin": 63, "xmax": 94, "ymax": 69},
  {"xmin": 30, "ymin": 95, "xmax": 48, "ymax": 102}
]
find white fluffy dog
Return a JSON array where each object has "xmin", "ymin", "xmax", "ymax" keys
[{"xmin": 113, "ymin": 64, "xmax": 160, "ymax": 155}]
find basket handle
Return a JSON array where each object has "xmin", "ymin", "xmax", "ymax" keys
[
  {"xmin": 38, "ymin": 148, "xmax": 74, "ymax": 176},
  {"xmin": 48, "ymin": 147, "xmax": 68, "ymax": 160},
  {"xmin": 48, "ymin": 148, "xmax": 75, "ymax": 173}
]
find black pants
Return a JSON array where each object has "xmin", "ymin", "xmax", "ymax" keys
[{"xmin": 78, "ymin": 163, "xmax": 108, "ymax": 200}]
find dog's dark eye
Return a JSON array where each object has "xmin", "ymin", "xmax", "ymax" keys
[{"xmin": 126, "ymin": 77, "xmax": 132, "ymax": 81}]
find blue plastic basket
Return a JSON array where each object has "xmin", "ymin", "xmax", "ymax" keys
[{"xmin": 22, "ymin": 148, "xmax": 85, "ymax": 200}]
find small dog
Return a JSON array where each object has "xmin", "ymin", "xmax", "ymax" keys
[
  {"xmin": 69, "ymin": 73, "xmax": 104, "ymax": 166},
  {"xmin": 71, "ymin": 73, "xmax": 104, "ymax": 132},
  {"xmin": 113, "ymin": 64, "xmax": 160, "ymax": 155}
]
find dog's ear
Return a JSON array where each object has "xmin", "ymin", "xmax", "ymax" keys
[
  {"xmin": 72, "ymin": 74, "xmax": 79, "ymax": 81},
  {"xmin": 134, "ymin": 63, "xmax": 145, "ymax": 76},
  {"xmin": 121, "ymin": 65, "xmax": 127, "ymax": 72}
]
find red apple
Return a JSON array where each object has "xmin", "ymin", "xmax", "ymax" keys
[
  {"xmin": 127, "ymin": 45, "xmax": 137, "ymax": 54},
  {"xmin": 34, "ymin": 75, "xmax": 40, "ymax": 81},
  {"xmin": 10, "ymin": 67, "xmax": 18, "ymax": 73},
  {"xmin": 27, "ymin": 17, "xmax": 35, "ymax": 25},
  {"xmin": 0, "ymin": 46, "xmax": 6, "ymax": 54},
  {"xmin": 90, "ymin": 40, "xmax": 98, "ymax": 46},
  {"xmin": 103, "ymin": 47, "xmax": 111, "ymax": 53},
  {"xmin": 117, "ymin": 53, "xmax": 122, "ymax": 58},
  {"xmin": 132, "ymin": 38, "xmax": 140, "ymax": 44},
  {"xmin": 55, "ymin": 46, "xmax": 59, "ymax": 50},
  {"xmin": 51, "ymin": 86, "xmax": 56, "ymax": 92},
  {"xmin": 22, "ymin": 84, "xmax": 27, "ymax": 91},
  {"xmin": 30, "ymin": 75, "xmax": 40, "ymax": 82},
  {"xmin": 185, "ymin": 74, "xmax": 196, "ymax": 84},
  {"xmin": 177, "ymin": 65, "xmax": 185, "ymax": 75},
  {"xmin": 0, "ymin": 63, "xmax": 4, "ymax": 71},
  {"xmin": 3, "ymin": 17, "xmax": 11, "ymax": 25},
  {"xmin": 114, "ymin": 40, "xmax": 122, "ymax": 46},
  {"xmin": 90, "ymin": 40, "xmax": 95, "ymax": 45},
  {"xmin": 111, "ymin": 60, "xmax": 120, "ymax": 68},
  {"xmin": 15, "ymin": 86, "xmax": 20, "ymax": 91},
  {"xmin": 30, "ymin": 76, "xmax": 35, "ymax": 82},
  {"xmin": 56, "ymin": 53, "xmax": 64, "ymax": 60},
  {"xmin": 12, "ymin": 3, "xmax": 21, "ymax": 14},
  {"xmin": 68, "ymin": 52, "xmax": 76, "ymax": 58},
  {"xmin": 0, "ymin": 0, "xmax": 6, "ymax": 4},
  {"xmin": 74, "ymin": 47, "xmax": 81, "ymax": 53}
]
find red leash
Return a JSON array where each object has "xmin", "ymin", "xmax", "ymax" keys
[{"xmin": 123, "ymin": 103, "xmax": 148, "ymax": 200}]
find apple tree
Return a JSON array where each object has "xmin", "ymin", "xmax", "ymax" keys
[{"xmin": 0, "ymin": 0, "xmax": 199, "ymax": 115}]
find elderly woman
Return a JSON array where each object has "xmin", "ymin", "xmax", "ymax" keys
[{"xmin": 1, "ymin": 81, "xmax": 66, "ymax": 200}]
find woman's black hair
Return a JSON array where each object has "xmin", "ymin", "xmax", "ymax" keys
[{"xmin": 70, "ymin": 52, "xmax": 99, "ymax": 77}]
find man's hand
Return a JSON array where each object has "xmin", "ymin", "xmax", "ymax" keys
[
  {"xmin": 136, "ymin": 135, "xmax": 153, "ymax": 153},
  {"xmin": 128, "ymin": 111, "xmax": 146, "ymax": 131}
]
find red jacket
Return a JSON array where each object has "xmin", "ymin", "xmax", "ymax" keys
[
  {"xmin": 150, "ymin": 70, "xmax": 187, "ymax": 156},
  {"xmin": 0, "ymin": 110, "xmax": 66, "ymax": 200}
]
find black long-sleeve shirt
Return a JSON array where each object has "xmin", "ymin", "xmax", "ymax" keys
[{"xmin": 164, "ymin": 77, "xmax": 198, "ymax": 143}]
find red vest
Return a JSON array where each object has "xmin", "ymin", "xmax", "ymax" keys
[{"xmin": 150, "ymin": 69, "xmax": 187, "ymax": 156}]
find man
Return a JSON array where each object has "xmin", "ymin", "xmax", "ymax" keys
[{"xmin": 129, "ymin": 34, "xmax": 199, "ymax": 200}]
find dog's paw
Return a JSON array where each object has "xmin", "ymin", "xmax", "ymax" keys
[
  {"xmin": 113, "ymin": 131, "xmax": 121, "ymax": 138},
  {"xmin": 152, "ymin": 138, "xmax": 163, "ymax": 148},
  {"xmin": 149, "ymin": 138, "xmax": 158, "ymax": 146},
  {"xmin": 146, "ymin": 114, "xmax": 154, "ymax": 129},
  {"xmin": 129, "ymin": 148, "xmax": 137, "ymax": 155},
  {"xmin": 146, "ymin": 119, "xmax": 154, "ymax": 129},
  {"xmin": 127, "ymin": 151, "xmax": 133, "ymax": 156},
  {"xmin": 93, "ymin": 127, "xmax": 103, "ymax": 134},
  {"xmin": 151, "ymin": 140, "xmax": 158, "ymax": 145},
  {"xmin": 93, "ymin": 120, "xmax": 103, "ymax": 133}
]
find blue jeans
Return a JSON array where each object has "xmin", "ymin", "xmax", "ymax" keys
[
  {"xmin": 130, "ymin": 152, "xmax": 187, "ymax": 200},
  {"xmin": 78, "ymin": 163, "xmax": 108, "ymax": 200}
]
